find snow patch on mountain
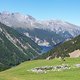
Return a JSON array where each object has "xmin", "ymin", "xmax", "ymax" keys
[
  {"xmin": 52, "ymin": 38, "xmax": 57, "ymax": 45},
  {"xmin": 24, "ymin": 32, "xmax": 31, "ymax": 38},
  {"xmin": 38, "ymin": 40, "xmax": 50, "ymax": 47},
  {"xmin": 0, "ymin": 27, "xmax": 2, "ymax": 32}
]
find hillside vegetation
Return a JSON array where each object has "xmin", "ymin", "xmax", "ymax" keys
[
  {"xmin": 0, "ymin": 22, "xmax": 42, "ymax": 71},
  {"xmin": 39, "ymin": 35, "xmax": 80, "ymax": 59}
]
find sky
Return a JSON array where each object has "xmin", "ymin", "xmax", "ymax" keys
[{"xmin": 0, "ymin": 0, "xmax": 80, "ymax": 26}]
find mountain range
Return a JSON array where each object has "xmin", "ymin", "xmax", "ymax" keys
[
  {"xmin": 0, "ymin": 12, "xmax": 80, "ymax": 53},
  {"xmin": 0, "ymin": 12, "xmax": 80, "ymax": 71},
  {"xmin": 0, "ymin": 22, "xmax": 42, "ymax": 71}
]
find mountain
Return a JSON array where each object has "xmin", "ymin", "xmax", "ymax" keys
[
  {"xmin": 39, "ymin": 35, "xmax": 80, "ymax": 59},
  {"xmin": 0, "ymin": 12, "xmax": 80, "ymax": 52},
  {"xmin": 0, "ymin": 22, "xmax": 42, "ymax": 71}
]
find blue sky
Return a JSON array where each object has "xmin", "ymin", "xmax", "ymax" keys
[{"xmin": 0, "ymin": 0, "xmax": 80, "ymax": 26}]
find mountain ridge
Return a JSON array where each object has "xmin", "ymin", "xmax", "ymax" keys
[
  {"xmin": 0, "ymin": 22, "xmax": 42, "ymax": 71},
  {"xmin": 0, "ymin": 12, "xmax": 80, "ymax": 51}
]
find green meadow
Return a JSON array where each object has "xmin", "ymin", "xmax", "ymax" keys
[{"xmin": 0, "ymin": 58, "xmax": 80, "ymax": 80}]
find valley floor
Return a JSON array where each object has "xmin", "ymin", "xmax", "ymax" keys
[{"xmin": 0, "ymin": 58, "xmax": 80, "ymax": 80}]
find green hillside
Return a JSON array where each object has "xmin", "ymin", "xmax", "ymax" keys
[
  {"xmin": 0, "ymin": 22, "xmax": 42, "ymax": 71},
  {"xmin": 39, "ymin": 35, "xmax": 80, "ymax": 59},
  {"xmin": 0, "ymin": 58, "xmax": 80, "ymax": 80}
]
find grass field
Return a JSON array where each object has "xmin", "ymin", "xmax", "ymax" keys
[{"xmin": 0, "ymin": 58, "xmax": 80, "ymax": 80}]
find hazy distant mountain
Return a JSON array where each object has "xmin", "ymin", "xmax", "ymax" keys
[
  {"xmin": 0, "ymin": 12, "xmax": 80, "ymax": 52},
  {"xmin": 0, "ymin": 22, "xmax": 42, "ymax": 71},
  {"xmin": 39, "ymin": 35, "xmax": 80, "ymax": 59}
]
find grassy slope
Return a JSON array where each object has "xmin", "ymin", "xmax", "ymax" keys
[{"xmin": 0, "ymin": 58, "xmax": 80, "ymax": 80}]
